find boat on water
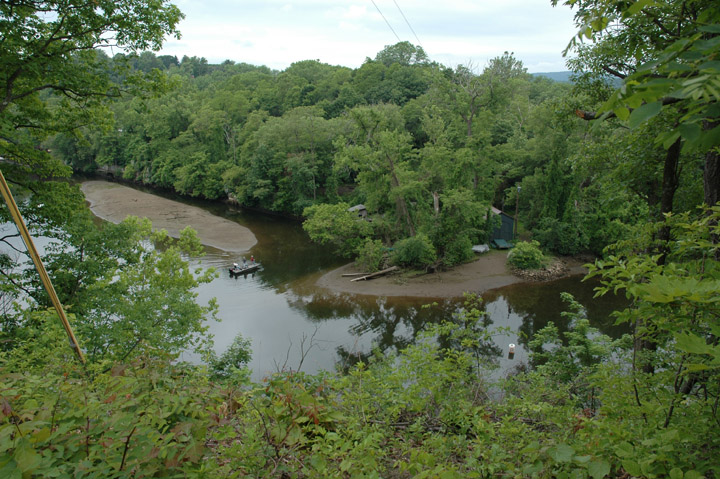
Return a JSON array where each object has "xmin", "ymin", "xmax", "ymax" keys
[{"xmin": 229, "ymin": 263, "xmax": 261, "ymax": 276}]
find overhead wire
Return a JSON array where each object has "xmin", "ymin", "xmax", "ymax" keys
[
  {"xmin": 391, "ymin": 0, "xmax": 422, "ymax": 48},
  {"xmin": 369, "ymin": 0, "xmax": 401, "ymax": 43}
]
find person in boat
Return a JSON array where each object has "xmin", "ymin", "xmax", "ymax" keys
[
  {"xmin": 250, "ymin": 255, "xmax": 255, "ymax": 264},
  {"xmin": 242, "ymin": 257, "xmax": 247, "ymax": 267}
]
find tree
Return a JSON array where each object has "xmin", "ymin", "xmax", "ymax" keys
[
  {"xmin": 0, "ymin": 0, "xmax": 183, "ymax": 181},
  {"xmin": 374, "ymin": 41, "xmax": 429, "ymax": 67},
  {"xmin": 302, "ymin": 203, "xmax": 374, "ymax": 257},
  {"xmin": 0, "ymin": 182, "xmax": 217, "ymax": 364},
  {"xmin": 558, "ymin": 0, "xmax": 720, "ymax": 208}
]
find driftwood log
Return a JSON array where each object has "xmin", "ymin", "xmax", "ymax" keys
[{"xmin": 350, "ymin": 266, "xmax": 399, "ymax": 282}]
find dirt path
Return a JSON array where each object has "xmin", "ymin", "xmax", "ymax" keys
[{"xmin": 80, "ymin": 180, "xmax": 257, "ymax": 253}]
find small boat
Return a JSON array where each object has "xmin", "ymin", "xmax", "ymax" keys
[{"xmin": 229, "ymin": 263, "xmax": 261, "ymax": 276}]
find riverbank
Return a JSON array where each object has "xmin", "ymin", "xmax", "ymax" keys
[
  {"xmin": 316, "ymin": 252, "xmax": 589, "ymax": 299},
  {"xmin": 80, "ymin": 180, "xmax": 257, "ymax": 253}
]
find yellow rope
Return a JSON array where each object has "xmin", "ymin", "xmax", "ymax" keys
[{"xmin": 0, "ymin": 169, "xmax": 86, "ymax": 364}]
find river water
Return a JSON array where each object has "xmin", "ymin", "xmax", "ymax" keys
[{"xmin": 110, "ymin": 187, "xmax": 630, "ymax": 380}]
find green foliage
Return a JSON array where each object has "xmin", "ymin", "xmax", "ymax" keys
[
  {"xmin": 0, "ymin": 357, "xmax": 216, "ymax": 478},
  {"xmin": 1, "ymin": 0, "xmax": 183, "ymax": 182},
  {"xmin": 302, "ymin": 203, "xmax": 373, "ymax": 257},
  {"xmin": 354, "ymin": 238, "xmax": 385, "ymax": 272},
  {"xmin": 208, "ymin": 333, "xmax": 252, "ymax": 381},
  {"xmin": 391, "ymin": 233, "xmax": 437, "ymax": 268},
  {"xmin": 534, "ymin": 216, "xmax": 588, "ymax": 255},
  {"xmin": 507, "ymin": 240, "xmax": 546, "ymax": 270},
  {"xmin": 1, "ymin": 183, "xmax": 217, "ymax": 365},
  {"xmin": 528, "ymin": 293, "xmax": 624, "ymax": 402}
]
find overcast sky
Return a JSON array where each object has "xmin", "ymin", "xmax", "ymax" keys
[{"xmin": 158, "ymin": 0, "xmax": 579, "ymax": 73}]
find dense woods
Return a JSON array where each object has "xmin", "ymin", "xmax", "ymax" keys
[
  {"xmin": 1, "ymin": 0, "xmax": 719, "ymax": 477},
  {"xmin": 47, "ymin": 44, "xmax": 654, "ymax": 265}
]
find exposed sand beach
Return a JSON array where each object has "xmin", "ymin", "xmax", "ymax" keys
[
  {"xmin": 315, "ymin": 251, "xmax": 522, "ymax": 298},
  {"xmin": 80, "ymin": 180, "xmax": 257, "ymax": 253}
]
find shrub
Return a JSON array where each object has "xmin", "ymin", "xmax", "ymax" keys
[
  {"xmin": 507, "ymin": 240, "xmax": 545, "ymax": 270},
  {"xmin": 533, "ymin": 217, "xmax": 587, "ymax": 255},
  {"xmin": 391, "ymin": 233, "xmax": 437, "ymax": 268},
  {"xmin": 355, "ymin": 238, "xmax": 385, "ymax": 272},
  {"xmin": 209, "ymin": 333, "xmax": 252, "ymax": 379},
  {"xmin": 442, "ymin": 234, "xmax": 474, "ymax": 266}
]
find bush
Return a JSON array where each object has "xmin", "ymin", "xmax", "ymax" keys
[
  {"xmin": 442, "ymin": 234, "xmax": 474, "ymax": 266},
  {"xmin": 355, "ymin": 238, "xmax": 385, "ymax": 272},
  {"xmin": 507, "ymin": 240, "xmax": 545, "ymax": 270},
  {"xmin": 391, "ymin": 233, "xmax": 437, "ymax": 268},
  {"xmin": 533, "ymin": 217, "xmax": 587, "ymax": 255},
  {"xmin": 209, "ymin": 333, "xmax": 252, "ymax": 379}
]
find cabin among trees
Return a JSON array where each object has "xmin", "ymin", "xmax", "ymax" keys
[{"xmin": 489, "ymin": 207, "xmax": 515, "ymax": 243}]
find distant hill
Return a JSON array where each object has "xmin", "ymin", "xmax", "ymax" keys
[{"xmin": 532, "ymin": 71, "xmax": 573, "ymax": 83}]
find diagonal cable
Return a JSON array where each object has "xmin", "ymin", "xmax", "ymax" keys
[
  {"xmin": 392, "ymin": 0, "xmax": 422, "ymax": 46},
  {"xmin": 370, "ymin": 0, "xmax": 401, "ymax": 42}
]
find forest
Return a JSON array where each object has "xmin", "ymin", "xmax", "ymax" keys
[{"xmin": 1, "ymin": 0, "xmax": 719, "ymax": 477}]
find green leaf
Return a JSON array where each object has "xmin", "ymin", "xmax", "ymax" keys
[
  {"xmin": 699, "ymin": 24, "xmax": 720, "ymax": 34},
  {"xmin": 669, "ymin": 468, "xmax": 683, "ymax": 479},
  {"xmin": 623, "ymin": 459, "xmax": 642, "ymax": 477},
  {"xmin": 675, "ymin": 332, "xmax": 712, "ymax": 355},
  {"xmin": 13, "ymin": 440, "xmax": 40, "ymax": 474},
  {"xmin": 628, "ymin": 102, "xmax": 662, "ymax": 128},
  {"xmin": 625, "ymin": 0, "xmax": 655, "ymax": 16},
  {"xmin": 615, "ymin": 442, "xmax": 634, "ymax": 458},
  {"xmin": 615, "ymin": 107, "xmax": 631, "ymax": 121},
  {"xmin": 549, "ymin": 443, "xmax": 575, "ymax": 463},
  {"xmin": 588, "ymin": 460, "xmax": 611, "ymax": 479},
  {"xmin": 679, "ymin": 123, "xmax": 701, "ymax": 144}
]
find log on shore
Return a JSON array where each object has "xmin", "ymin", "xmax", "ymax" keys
[
  {"xmin": 350, "ymin": 266, "xmax": 399, "ymax": 282},
  {"xmin": 342, "ymin": 272, "xmax": 370, "ymax": 277}
]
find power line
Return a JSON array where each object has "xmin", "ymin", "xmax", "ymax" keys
[
  {"xmin": 370, "ymin": 0, "xmax": 401, "ymax": 43},
  {"xmin": 392, "ymin": 0, "xmax": 422, "ymax": 47}
]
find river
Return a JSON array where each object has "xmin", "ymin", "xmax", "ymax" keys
[{"xmin": 83, "ymin": 183, "xmax": 628, "ymax": 381}]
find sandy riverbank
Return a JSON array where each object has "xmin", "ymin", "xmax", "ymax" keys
[
  {"xmin": 80, "ymin": 180, "xmax": 257, "ymax": 253},
  {"xmin": 315, "ymin": 251, "xmax": 585, "ymax": 298}
]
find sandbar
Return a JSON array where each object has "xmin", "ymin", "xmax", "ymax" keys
[
  {"xmin": 80, "ymin": 180, "xmax": 256, "ymax": 253},
  {"xmin": 315, "ymin": 252, "xmax": 589, "ymax": 299},
  {"xmin": 317, "ymin": 251, "xmax": 520, "ymax": 298}
]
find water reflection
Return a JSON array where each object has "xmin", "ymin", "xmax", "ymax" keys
[{"xmin": 84, "ymin": 181, "xmax": 631, "ymax": 380}]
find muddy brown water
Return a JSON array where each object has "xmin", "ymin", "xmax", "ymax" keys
[{"xmin": 82, "ymin": 182, "xmax": 631, "ymax": 380}]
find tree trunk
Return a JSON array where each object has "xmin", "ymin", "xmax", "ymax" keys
[
  {"xmin": 385, "ymin": 153, "xmax": 415, "ymax": 237},
  {"xmin": 640, "ymin": 137, "xmax": 682, "ymax": 374},
  {"xmin": 656, "ymin": 137, "xmax": 682, "ymax": 257},
  {"xmin": 703, "ymin": 121, "xmax": 720, "ymax": 259}
]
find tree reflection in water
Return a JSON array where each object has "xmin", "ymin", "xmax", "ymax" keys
[{"xmin": 285, "ymin": 274, "xmax": 630, "ymax": 374}]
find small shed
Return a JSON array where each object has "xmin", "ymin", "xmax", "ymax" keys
[
  {"xmin": 490, "ymin": 207, "xmax": 515, "ymax": 243},
  {"xmin": 348, "ymin": 204, "xmax": 368, "ymax": 219}
]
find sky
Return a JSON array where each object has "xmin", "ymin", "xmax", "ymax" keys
[{"xmin": 157, "ymin": 0, "xmax": 580, "ymax": 73}]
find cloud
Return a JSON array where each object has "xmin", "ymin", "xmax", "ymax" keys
[{"xmin": 159, "ymin": 0, "xmax": 578, "ymax": 72}]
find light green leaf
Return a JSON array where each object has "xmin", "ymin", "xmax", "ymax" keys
[
  {"xmin": 628, "ymin": 102, "xmax": 662, "ymax": 128},
  {"xmin": 588, "ymin": 460, "xmax": 611, "ymax": 479},
  {"xmin": 13, "ymin": 440, "xmax": 40, "ymax": 474},
  {"xmin": 625, "ymin": 0, "xmax": 655, "ymax": 16},
  {"xmin": 669, "ymin": 468, "xmax": 684, "ymax": 479},
  {"xmin": 623, "ymin": 459, "xmax": 642, "ymax": 477},
  {"xmin": 615, "ymin": 442, "xmax": 634, "ymax": 458},
  {"xmin": 675, "ymin": 332, "xmax": 712, "ymax": 355},
  {"xmin": 550, "ymin": 443, "xmax": 575, "ymax": 463},
  {"xmin": 615, "ymin": 107, "xmax": 630, "ymax": 121}
]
